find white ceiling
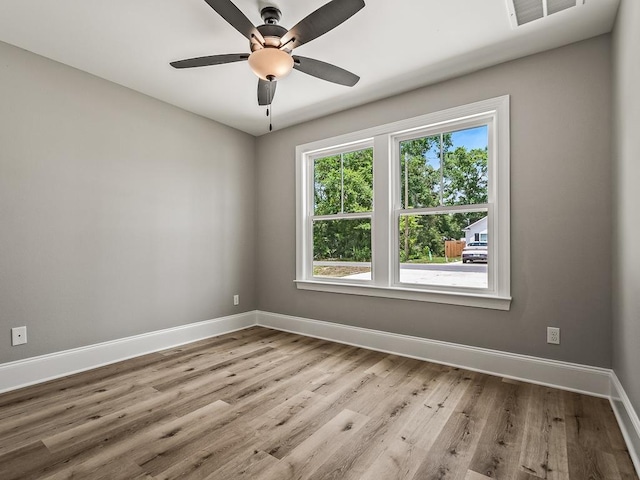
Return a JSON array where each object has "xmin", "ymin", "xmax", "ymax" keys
[{"xmin": 0, "ymin": 0, "xmax": 619, "ymax": 136}]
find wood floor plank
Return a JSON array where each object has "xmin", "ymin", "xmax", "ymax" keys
[
  {"xmin": 152, "ymin": 345, "xmax": 276, "ymax": 391},
  {"xmin": 394, "ymin": 368, "xmax": 478, "ymax": 455},
  {"xmin": 518, "ymin": 385, "xmax": 570, "ymax": 480},
  {"xmin": 363, "ymin": 354, "xmax": 410, "ymax": 378},
  {"xmin": 309, "ymin": 366, "xmax": 472, "ymax": 480},
  {"xmin": 41, "ymin": 372, "xmax": 228, "ymax": 453},
  {"xmin": 0, "ymin": 384, "xmax": 157, "ymax": 454},
  {"xmin": 0, "ymin": 327, "xmax": 635, "ymax": 480},
  {"xmin": 202, "ymin": 448, "xmax": 280, "ymax": 480},
  {"xmin": 410, "ymin": 374, "xmax": 503, "ymax": 480},
  {"xmin": 150, "ymin": 424, "xmax": 255, "ymax": 480},
  {"xmin": 252, "ymin": 390, "xmax": 331, "ymax": 458},
  {"xmin": 254, "ymin": 408, "xmax": 371, "ymax": 480},
  {"xmin": 0, "ymin": 441, "xmax": 54, "ymax": 480},
  {"xmin": 131, "ymin": 399, "xmax": 231, "ymax": 467},
  {"xmin": 259, "ymin": 372, "xmax": 380, "ymax": 461},
  {"xmin": 595, "ymin": 398, "xmax": 639, "ymax": 480},
  {"xmin": 259, "ymin": 359, "xmax": 433, "ymax": 471},
  {"xmin": 89, "ymin": 459, "xmax": 150, "ymax": 480},
  {"xmin": 0, "ymin": 352, "xmax": 167, "ymax": 419},
  {"xmin": 138, "ymin": 363, "xmax": 332, "ymax": 476},
  {"xmin": 563, "ymin": 391, "xmax": 624, "ymax": 480},
  {"xmin": 466, "ymin": 470, "xmax": 494, "ymax": 480},
  {"xmin": 307, "ymin": 363, "xmax": 446, "ymax": 480},
  {"xmin": 467, "ymin": 379, "xmax": 531, "ymax": 479}
]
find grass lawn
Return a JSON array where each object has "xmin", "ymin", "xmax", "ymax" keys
[
  {"xmin": 313, "ymin": 266, "xmax": 371, "ymax": 277},
  {"xmin": 405, "ymin": 256, "xmax": 461, "ymax": 264}
]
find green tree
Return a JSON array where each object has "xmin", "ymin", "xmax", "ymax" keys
[
  {"xmin": 399, "ymin": 136, "xmax": 488, "ymax": 261},
  {"xmin": 313, "ymin": 149, "xmax": 373, "ymax": 261},
  {"xmin": 444, "ymin": 146, "xmax": 488, "ymax": 230},
  {"xmin": 444, "ymin": 146, "xmax": 488, "ymax": 205},
  {"xmin": 312, "ymin": 138, "xmax": 488, "ymax": 263}
]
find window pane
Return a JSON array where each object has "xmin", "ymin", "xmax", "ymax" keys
[
  {"xmin": 342, "ymin": 148, "xmax": 373, "ymax": 213},
  {"xmin": 400, "ymin": 135, "xmax": 441, "ymax": 209},
  {"xmin": 398, "ymin": 212, "xmax": 488, "ymax": 288},
  {"xmin": 313, "ymin": 218, "xmax": 371, "ymax": 280},
  {"xmin": 443, "ymin": 126, "xmax": 488, "ymax": 206},
  {"xmin": 314, "ymin": 148, "xmax": 373, "ymax": 216},
  {"xmin": 314, "ymin": 154, "xmax": 341, "ymax": 215}
]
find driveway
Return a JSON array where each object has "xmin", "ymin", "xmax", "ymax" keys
[{"xmin": 314, "ymin": 261, "xmax": 488, "ymax": 288}]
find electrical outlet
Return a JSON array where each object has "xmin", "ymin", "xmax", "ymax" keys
[
  {"xmin": 233, "ymin": 294, "xmax": 239, "ymax": 306},
  {"xmin": 547, "ymin": 327, "xmax": 560, "ymax": 345},
  {"xmin": 11, "ymin": 326, "xmax": 27, "ymax": 346}
]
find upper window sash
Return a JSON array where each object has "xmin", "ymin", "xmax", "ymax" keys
[
  {"xmin": 394, "ymin": 204, "xmax": 490, "ymax": 216},
  {"xmin": 306, "ymin": 140, "xmax": 373, "ymax": 216},
  {"xmin": 390, "ymin": 116, "xmax": 494, "ymax": 293},
  {"xmin": 392, "ymin": 114, "xmax": 495, "ymax": 144},
  {"xmin": 392, "ymin": 115, "xmax": 495, "ymax": 210}
]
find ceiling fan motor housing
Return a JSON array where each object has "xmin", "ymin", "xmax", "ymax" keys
[{"xmin": 252, "ymin": 24, "xmax": 288, "ymax": 50}]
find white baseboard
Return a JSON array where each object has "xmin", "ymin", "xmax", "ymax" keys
[
  {"xmin": 257, "ymin": 310, "xmax": 639, "ymax": 475},
  {"xmin": 256, "ymin": 311, "xmax": 612, "ymax": 397},
  {"xmin": 0, "ymin": 311, "xmax": 257, "ymax": 394},
  {"xmin": 610, "ymin": 373, "xmax": 640, "ymax": 474},
  {"xmin": 0, "ymin": 308, "xmax": 637, "ymax": 477}
]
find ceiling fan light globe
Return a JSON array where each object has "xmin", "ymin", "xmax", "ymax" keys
[{"xmin": 248, "ymin": 48, "xmax": 294, "ymax": 81}]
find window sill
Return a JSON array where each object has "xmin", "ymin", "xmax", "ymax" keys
[{"xmin": 294, "ymin": 280, "xmax": 511, "ymax": 311}]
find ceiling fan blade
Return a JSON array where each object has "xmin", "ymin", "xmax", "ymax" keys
[
  {"xmin": 170, "ymin": 53, "xmax": 249, "ymax": 69},
  {"xmin": 293, "ymin": 56, "xmax": 359, "ymax": 87},
  {"xmin": 258, "ymin": 79, "xmax": 277, "ymax": 106},
  {"xmin": 280, "ymin": 0, "xmax": 365, "ymax": 50},
  {"xmin": 202, "ymin": 0, "xmax": 264, "ymax": 44}
]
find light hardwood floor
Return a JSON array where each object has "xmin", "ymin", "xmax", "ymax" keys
[{"xmin": 0, "ymin": 327, "xmax": 637, "ymax": 480}]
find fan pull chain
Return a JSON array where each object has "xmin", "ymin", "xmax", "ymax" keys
[{"xmin": 267, "ymin": 103, "xmax": 273, "ymax": 132}]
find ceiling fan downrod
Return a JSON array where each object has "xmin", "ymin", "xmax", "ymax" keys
[{"xmin": 260, "ymin": 6, "xmax": 282, "ymax": 25}]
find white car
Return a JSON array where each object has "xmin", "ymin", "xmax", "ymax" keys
[{"xmin": 462, "ymin": 242, "xmax": 487, "ymax": 263}]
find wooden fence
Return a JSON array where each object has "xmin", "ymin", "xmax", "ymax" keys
[{"xmin": 444, "ymin": 240, "xmax": 466, "ymax": 259}]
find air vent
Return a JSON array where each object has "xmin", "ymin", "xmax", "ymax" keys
[
  {"xmin": 513, "ymin": 0, "xmax": 544, "ymax": 25},
  {"xmin": 508, "ymin": 0, "xmax": 582, "ymax": 27},
  {"xmin": 547, "ymin": 0, "xmax": 576, "ymax": 15}
]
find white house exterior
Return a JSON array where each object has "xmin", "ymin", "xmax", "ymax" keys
[{"xmin": 463, "ymin": 216, "xmax": 488, "ymax": 244}]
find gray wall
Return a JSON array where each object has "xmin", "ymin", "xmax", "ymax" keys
[
  {"xmin": 613, "ymin": 0, "xmax": 640, "ymax": 413},
  {"xmin": 256, "ymin": 36, "xmax": 613, "ymax": 368},
  {"xmin": 0, "ymin": 41, "xmax": 256, "ymax": 363}
]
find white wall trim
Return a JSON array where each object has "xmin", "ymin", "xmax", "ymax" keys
[
  {"xmin": 610, "ymin": 373, "xmax": 640, "ymax": 475},
  {"xmin": 295, "ymin": 96, "xmax": 512, "ymax": 311},
  {"xmin": 256, "ymin": 310, "xmax": 639, "ymax": 475},
  {"xmin": 256, "ymin": 311, "xmax": 611, "ymax": 396},
  {"xmin": 0, "ymin": 309, "xmax": 637, "ymax": 476},
  {"xmin": 0, "ymin": 311, "xmax": 257, "ymax": 394}
]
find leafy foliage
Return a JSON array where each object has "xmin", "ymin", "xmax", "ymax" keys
[
  {"xmin": 313, "ymin": 128, "xmax": 488, "ymax": 263},
  {"xmin": 313, "ymin": 218, "xmax": 371, "ymax": 262},
  {"xmin": 313, "ymin": 149, "xmax": 373, "ymax": 261}
]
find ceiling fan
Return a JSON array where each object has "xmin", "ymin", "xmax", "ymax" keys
[{"xmin": 170, "ymin": 0, "xmax": 365, "ymax": 111}]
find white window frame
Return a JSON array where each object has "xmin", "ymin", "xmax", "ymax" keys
[
  {"xmin": 295, "ymin": 96, "xmax": 511, "ymax": 310},
  {"xmin": 306, "ymin": 140, "xmax": 374, "ymax": 285}
]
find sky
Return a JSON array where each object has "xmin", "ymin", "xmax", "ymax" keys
[
  {"xmin": 452, "ymin": 125, "xmax": 488, "ymax": 150},
  {"xmin": 423, "ymin": 125, "xmax": 488, "ymax": 168}
]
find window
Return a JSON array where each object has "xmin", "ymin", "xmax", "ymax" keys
[
  {"xmin": 296, "ymin": 96, "xmax": 510, "ymax": 310},
  {"xmin": 312, "ymin": 145, "xmax": 373, "ymax": 280},
  {"xmin": 397, "ymin": 124, "xmax": 489, "ymax": 289}
]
